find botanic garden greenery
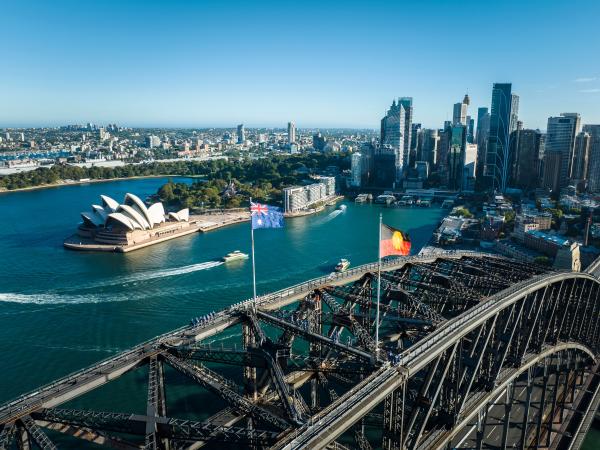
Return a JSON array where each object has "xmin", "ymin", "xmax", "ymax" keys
[
  {"xmin": 155, "ymin": 153, "xmax": 349, "ymax": 209},
  {"xmin": 0, "ymin": 153, "xmax": 349, "ymax": 193}
]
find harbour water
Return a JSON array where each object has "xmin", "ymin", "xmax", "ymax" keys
[
  {"xmin": 0, "ymin": 178, "xmax": 598, "ymax": 448},
  {"xmin": 0, "ymin": 177, "xmax": 444, "ymax": 404}
]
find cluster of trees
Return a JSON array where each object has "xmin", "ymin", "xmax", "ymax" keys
[
  {"xmin": 155, "ymin": 153, "xmax": 349, "ymax": 209},
  {"xmin": 0, "ymin": 153, "xmax": 349, "ymax": 191}
]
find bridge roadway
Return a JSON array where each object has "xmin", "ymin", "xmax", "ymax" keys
[
  {"xmin": 274, "ymin": 270, "xmax": 600, "ymax": 449},
  {"xmin": 0, "ymin": 250, "xmax": 495, "ymax": 426}
]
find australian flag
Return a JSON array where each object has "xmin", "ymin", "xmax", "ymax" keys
[{"xmin": 251, "ymin": 202, "xmax": 284, "ymax": 229}]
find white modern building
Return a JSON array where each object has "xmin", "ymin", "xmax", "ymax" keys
[{"xmin": 283, "ymin": 176, "xmax": 336, "ymax": 213}]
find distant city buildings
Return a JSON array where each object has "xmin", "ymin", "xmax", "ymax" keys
[
  {"xmin": 312, "ymin": 132, "xmax": 326, "ymax": 151},
  {"xmin": 287, "ymin": 121, "xmax": 296, "ymax": 144},
  {"xmin": 237, "ymin": 124, "xmax": 245, "ymax": 144}
]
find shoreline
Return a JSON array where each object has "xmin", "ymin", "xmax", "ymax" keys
[{"xmin": 0, "ymin": 174, "xmax": 200, "ymax": 195}]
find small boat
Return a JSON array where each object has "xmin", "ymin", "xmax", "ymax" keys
[
  {"xmin": 335, "ymin": 258, "xmax": 350, "ymax": 272},
  {"xmin": 337, "ymin": 204, "xmax": 347, "ymax": 211},
  {"xmin": 222, "ymin": 250, "xmax": 249, "ymax": 263}
]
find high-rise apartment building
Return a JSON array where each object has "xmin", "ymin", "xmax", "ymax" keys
[
  {"xmin": 466, "ymin": 116, "xmax": 475, "ymax": 144},
  {"xmin": 545, "ymin": 113, "xmax": 581, "ymax": 188},
  {"xmin": 475, "ymin": 107, "xmax": 490, "ymax": 184},
  {"xmin": 571, "ymin": 131, "xmax": 590, "ymax": 182},
  {"xmin": 513, "ymin": 129, "xmax": 543, "ymax": 191},
  {"xmin": 484, "ymin": 83, "xmax": 519, "ymax": 192},
  {"xmin": 287, "ymin": 121, "xmax": 296, "ymax": 144},
  {"xmin": 350, "ymin": 152, "xmax": 362, "ymax": 187},
  {"xmin": 583, "ymin": 125, "xmax": 600, "ymax": 192},
  {"xmin": 237, "ymin": 124, "xmax": 245, "ymax": 144},
  {"xmin": 447, "ymin": 125, "xmax": 467, "ymax": 191},
  {"xmin": 542, "ymin": 151, "xmax": 562, "ymax": 193},
  {"xmin": 418, "ymin": 129, "xmax": 439, "ymax": 169}
]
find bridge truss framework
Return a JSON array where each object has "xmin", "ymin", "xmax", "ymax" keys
[{"xmin": 0, "ymin": 252, "xmax": 598, "ymax": 450}]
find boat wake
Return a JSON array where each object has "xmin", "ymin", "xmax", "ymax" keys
[
  {"xmin": 316, "ymin": 208, "xmax": 345, "ymax": 224},
  {"xmin": 85, "ymin": 261, "xmax": 225, "ymax": 289},
  {"xmin": 0, "ymin": 292, "xmax": 131, "ymax": 305},
  {"xmin": 0, "ymin": 261, "xmax": 225, "ymax": 305}
]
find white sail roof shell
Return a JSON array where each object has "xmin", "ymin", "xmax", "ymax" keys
[
  {"xmin": 106, "ymin": 212, "xmax": 140, "ymax": 230},
  {"xmin": 100, "ymin": 195, "xmax": 119, "ymax": 213},
  {"xmin": 124, "ymin": 194, "xmax": 153, "ymax": 228},
  {"xmin": 147, "ymin": 203, "xmax": 166, "ymax": 225},
  {"xmin": 118, "ymin": 204, "xmax": 151, "ymax": 230}
]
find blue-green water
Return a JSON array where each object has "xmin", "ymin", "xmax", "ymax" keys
[{"xmin": 0, "ymin": 178, "xmax": 445, "ymax": 404}]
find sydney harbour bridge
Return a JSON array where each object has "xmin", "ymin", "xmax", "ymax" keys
[{"xmin": 0, "ymin": 251, "xmax": 598, "ymax": 449}]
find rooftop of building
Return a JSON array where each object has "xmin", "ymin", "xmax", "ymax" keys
[{"xmin": 526, "ymin": 230, "xmax": 570, "ymax": 246}]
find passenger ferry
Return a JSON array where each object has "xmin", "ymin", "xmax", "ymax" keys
[
  {"xmin": 335, "ymin": 258, "xmax": 350, "ymax": 272},
  {"xmin": 222, "ymin": 250, "xmax": 249, "ymax": 263}
]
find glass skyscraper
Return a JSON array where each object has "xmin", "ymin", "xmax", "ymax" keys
[{"xmin": 484, "ymin": 83, "xmax": 519, "ymax": 192}]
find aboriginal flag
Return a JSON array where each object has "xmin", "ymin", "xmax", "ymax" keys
[{"xmin": 380, "ymin": 223, "xmax": 411, "ymax": 257}]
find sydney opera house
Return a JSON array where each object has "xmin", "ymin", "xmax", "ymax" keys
[{"xmin": 64, "ymin": 193, "xmax": 196, "ymax": 252}]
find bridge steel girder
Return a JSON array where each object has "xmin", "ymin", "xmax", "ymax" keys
[
  {"xmin": 275, "ymin": 272, "xmax": 600, "ymax": 450},
  {"xmin": 162, "ymin": 353, "xmax": 291, "ymax": 431},
  {"xmin": 31, "ymin": 408, "xmax": 280, "ymax": 447}
]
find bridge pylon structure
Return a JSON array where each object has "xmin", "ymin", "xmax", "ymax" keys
[{"xmin": 0, "ymin": 252, "xmax": 598, "ymax": 450}]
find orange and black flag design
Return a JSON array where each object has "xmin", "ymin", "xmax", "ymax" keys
[{"xmin": 380, "ymin": 223, "xmax": 411, "ymax": 257}]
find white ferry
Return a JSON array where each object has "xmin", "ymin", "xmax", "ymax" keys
[
  {"xmin": 222, "ymin": 250, "xmax": 249, "ymax": 263},
  {"xmin": 335, "ymin": 258, "xmax": 350, "ymax": 272}
]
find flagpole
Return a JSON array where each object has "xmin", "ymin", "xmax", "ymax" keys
[
  {"xmin": 376, "ymin": 212, "xmax": 382, "ymax": 357},
  {"xmin": 250, "ymin": 197, "xmax": 257, "ymax": 313}
]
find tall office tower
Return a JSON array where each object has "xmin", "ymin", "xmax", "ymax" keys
[
  {"xmin": 418, "ymin": 129, "xmax": 439, "ymax": 169},
  {"xmin": 475, "ymin": 107, "xmax": 490, "ymax": 185},
  {"xmin": 466, "ymin": 116, "xmax": 475, "ymax": 143},
  {"xmin": 399, "ymin": 97, "xmax": 413, "ymax": 175},
  {"xmin": 19, "ymin": 132, "xmax": 25, "ymax": 142},
  {"xmin": 437, "ymin": 124, "xmax": 452, "ymax": 180},
  {"xmin": 542, "ymin": 151, "xmax": 563, "ymax": 193},
  {"xmin": 287, "ymin": 121, "xmax": 296, "ymax": 144},
  {"xmin": 583, "ymin": 125, "xmax": 600, "ymax": 192},
  {"xmin": 380, "ymin": 99, "xmax": 406, "ymax": 177},
  {"xmin": 545, "ymin": 113, "xmax": 581, "ymax": 188},
  {"xmin": 5, "ymin": 132, "xmax": 10, "ymax": 141},
  {"xmin": 411, "ymin": 123, "xmax": 422, "ymax": 151},
  {"xmin": 237, "ymin": 124, "xmax": 245, "ymax": 144},
  {"xmin": 452, "ymin": 93, "xmax": 470, "ymax": 126},
  {"xmin": 447, "ymin": 125, "xmax": 467, "ymax": 191},
  {"xmin": 513, "ymin": 129, "xmax": 543, "ymax": 191},
  {"xmin": 484, "ymin": 83, "xmax": 519, "ymax": 192},
  {"xmin": 571, "ymin": 132, "xmax": 591, "ymax": 182}
]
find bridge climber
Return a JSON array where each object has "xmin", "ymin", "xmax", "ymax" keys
[{"xmin": 0, "ymin": 251, "xmax": 598, "ymax": 450}]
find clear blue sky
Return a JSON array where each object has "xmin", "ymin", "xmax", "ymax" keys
[{"xmin": 1, "ymin": 0, "xmax": 599, "ymax": 130}]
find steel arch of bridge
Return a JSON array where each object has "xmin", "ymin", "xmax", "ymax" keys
[
  {"xmin": 279, "ymin": 271, "xmax": 600, "ymax": 450},
  {"xmin": 0, "ymin": 252, "xmax": 598, "ymax": 450}
]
